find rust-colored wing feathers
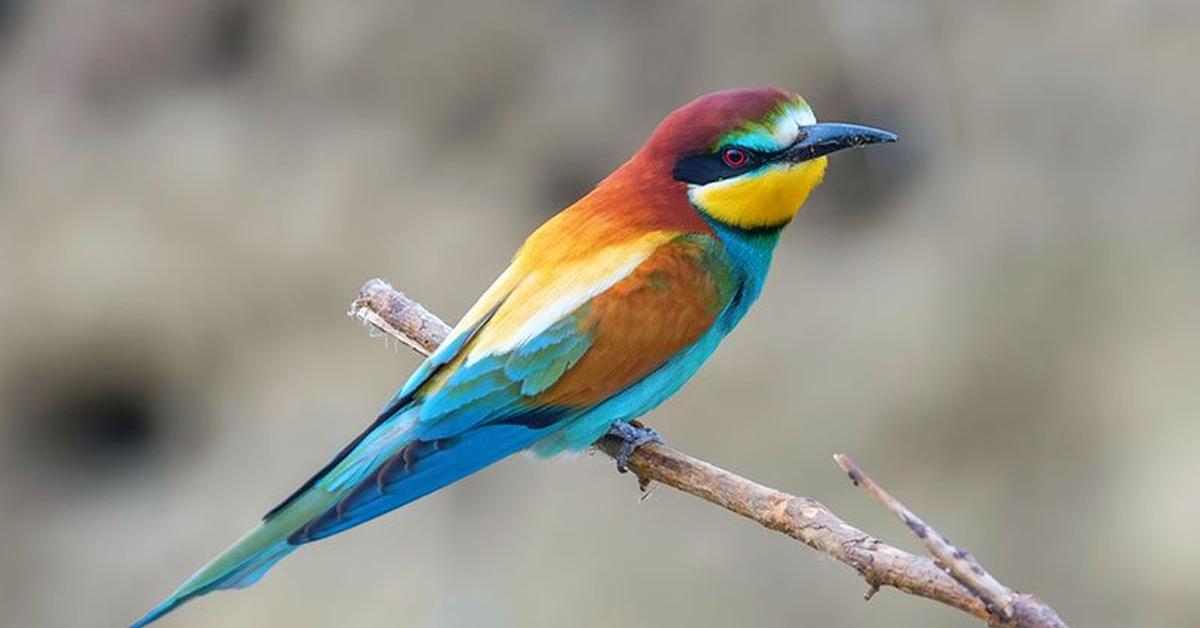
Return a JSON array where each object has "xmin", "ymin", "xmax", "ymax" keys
[{"xmin": 536, "ymin": 235, "xmax": 728, "ymax": 407}]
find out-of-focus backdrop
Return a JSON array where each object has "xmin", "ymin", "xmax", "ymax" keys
[{"xmin": 1, "ymin": 1, "xmax": 1197, "ymax": 627}]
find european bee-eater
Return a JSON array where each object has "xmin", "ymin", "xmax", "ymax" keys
[{"xmin": 134, "ymin": 87, "xmax": 896, "ymax": 626}]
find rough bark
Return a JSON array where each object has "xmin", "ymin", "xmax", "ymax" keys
[{"xmin": 349, "ymin": 278, "xmax": 1067, "ymax": 628}]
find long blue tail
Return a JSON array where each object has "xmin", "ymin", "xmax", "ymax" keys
[
  {"xmin": 132, "ymin": 415, "xmax": 556, "ymax": 626},
  {"xmin": 130, "ymin": 482, "xmax": 335, "ymax": 627}
]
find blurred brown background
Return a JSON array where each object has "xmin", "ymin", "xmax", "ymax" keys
[{"xmin": 1, "ymin": 1, "xmax": 1197, "ymax": 626}]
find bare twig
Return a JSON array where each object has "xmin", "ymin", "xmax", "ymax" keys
[
  {"xmin": 834, "ymin": 455, "xmax": 1067, "ymax": 628},
  {"xmin": 349, "ymin": 278, "xmax": 1067, "ymax": 627},
  {"xmin": 350, "ymin": 278, "xmax": 446, "ymax": 355}
]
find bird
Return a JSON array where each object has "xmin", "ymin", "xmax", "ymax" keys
[{"xmin": 133, "ymin": 86, "xmax": 896, "ymax": 626}]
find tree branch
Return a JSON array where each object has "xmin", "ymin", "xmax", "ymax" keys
[
  {"xmin": 348, "ymin": 278, "xmax": 1067, "ymax": 628},
  {"xmin": 833, "ymin": 455, "xmax": 1067, "ymax": 627}
]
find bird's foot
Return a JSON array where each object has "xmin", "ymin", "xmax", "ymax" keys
[{"xmin": 606, "ymin": 420, "xmax": 664, "ymax": 474}]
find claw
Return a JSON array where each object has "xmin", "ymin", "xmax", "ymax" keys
[{"xmin": 606, "ymin": 421, "xmax": 664, "ymax": 473}]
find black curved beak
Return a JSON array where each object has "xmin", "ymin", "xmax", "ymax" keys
[{"xmin": 784, "ymin": 122, "xmax": 898, "ymax": 163}]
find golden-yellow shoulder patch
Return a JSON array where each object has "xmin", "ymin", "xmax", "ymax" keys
[{"xmin": 465, "ymin": 230, "xmax": 677, "ymax": 361}]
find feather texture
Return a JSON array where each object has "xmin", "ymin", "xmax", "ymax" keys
[
  {"xmin": 284, "ymin": 231, "xmax": 733, "ymax": 539},
  {"xmin": 133, "ymin": 87, "xmax": 830, "ymax": 627}
]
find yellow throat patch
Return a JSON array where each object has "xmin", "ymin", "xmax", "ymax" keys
[{"xmin": 689, "ymin": 156, "xmax": 828, "ymax": 229}]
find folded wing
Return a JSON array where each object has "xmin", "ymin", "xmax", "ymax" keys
[{"xmin": 286, "ymin": 231, "xmax": 733, "ymax": 542}]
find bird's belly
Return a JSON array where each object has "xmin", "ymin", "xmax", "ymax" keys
[{"xmin": 529, "ymin": 325, "xmax": 728, "ymax": 457}]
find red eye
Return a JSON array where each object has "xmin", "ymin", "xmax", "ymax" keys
[{"xmin": 722, "ymin": 147, "xmax": 748, "ymax": 168}]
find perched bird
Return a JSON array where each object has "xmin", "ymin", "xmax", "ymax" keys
[{"xmin": 133, "ymin": 87, "xmax": 895, "ymax": 626}]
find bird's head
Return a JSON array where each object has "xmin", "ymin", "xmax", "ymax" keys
[{"xmin": 637, "ymin": 87, "xmax": 896, "ymax": 230}]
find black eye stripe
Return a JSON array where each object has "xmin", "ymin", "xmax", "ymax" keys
[{"xmin": 672, "ymin": 146, "xmax": 770, "ymax": 185}]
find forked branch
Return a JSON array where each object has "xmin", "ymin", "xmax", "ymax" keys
[{"xmin": 349, "ymin": 278, "xmax": 1067, "ymax": 628}]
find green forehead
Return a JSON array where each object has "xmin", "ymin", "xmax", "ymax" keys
[{"xmin": 714, "ymin": 97, "xmax": 816, "ymax": 152}]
